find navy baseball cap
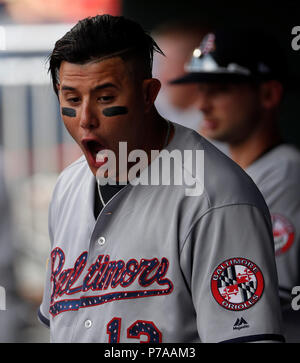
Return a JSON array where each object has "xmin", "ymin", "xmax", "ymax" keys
[{"xmin": 170, "ymin": 29, "xmax": 287, "ymax": 85}]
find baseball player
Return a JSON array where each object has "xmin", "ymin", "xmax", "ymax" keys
[
  {"xmin": 170, "ymin": 29, "xmax": 300, "ymax": 341},
  {"xmin": 152, "ymin": 20, "xmax": 228, "ymax": 155},
  {"xmin": 39, "ymin": 15, "xmax": 284, "ymax": 343}
]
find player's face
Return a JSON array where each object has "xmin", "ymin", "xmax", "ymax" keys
[
  {"xmin": 195, "ymin": 82, "xmax": 262, "ymax": 144},
  {"xmin": 58, "ymin": 57, "xmax": 156, "ymax": 176}
]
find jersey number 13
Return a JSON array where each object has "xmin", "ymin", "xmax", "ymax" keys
[{"xmin": 106, "ymin": 317, "xmax": 162, "ymax": 343}]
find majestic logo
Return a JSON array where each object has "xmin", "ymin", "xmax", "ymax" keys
[
  {"xmin": 272, "ymin": 214, "xmax": 295, "ymax": 256},
  {"xmin": 49, "ymin": 248, "xmax": 173, "ymax": 317},
  {"xmin": 211, "ymin": 258, "xmax": 264, "ymax": 311},
  {"xmin": 233, "ymin": 317, "xmax": 249, "ymax": 330}
]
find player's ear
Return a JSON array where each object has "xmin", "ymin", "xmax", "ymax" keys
[
  {"xmin": 142, "ymin": 78, "xmax": 161, "ymax": 113},
  {"xmin": 259, "ymin": 80, "xmax": 283, "ymax": 110}
]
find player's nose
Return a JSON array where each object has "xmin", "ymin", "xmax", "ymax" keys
[{"xmin": 79, "ymin": 101, "xmax": 99, "ymax": 129}]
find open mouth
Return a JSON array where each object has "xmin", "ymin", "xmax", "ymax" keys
[{"xmin": 82, "ymin": 139, "xmax": 107, "ymax": 166}]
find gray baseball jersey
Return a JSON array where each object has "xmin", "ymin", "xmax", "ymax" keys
[
  {"xmin": 39, "ymin": 122, "xmax": 284, "ymax": 343},
  {"xmin": 246, "ymin": 144, "xmax": 300, "ymax": 341}
]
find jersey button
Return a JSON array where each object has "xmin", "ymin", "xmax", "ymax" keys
[
  {"xmin": 85, "ymin": 320, "xmax": 92, "ymax": 329},
  {"xmin": 97, "ymin": 236, "xmax": 106, "ymax": 246}
]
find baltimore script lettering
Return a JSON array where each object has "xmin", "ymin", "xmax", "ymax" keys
[{"xmin": 49, "ymin": 247, "xmax": 174, "ymax": 316}]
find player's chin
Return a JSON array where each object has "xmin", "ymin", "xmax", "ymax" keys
[
  {"xmin": 81, "ymin": 141, "xmax": 107, "ymax": 175},
  {"xmin": 200, "ymin": 127, "xmax": 219, "ymax": 140},
  {"xmin": 86, "ymin": 159, "xmax": 99, "ymax": 176},
  {"xmin": 89, "ymin": 154, "xmax": 110, "ymax": 175},
  {"xmin": 201, "ymin": 124, "xmax": 228, "ymax": 141},
  {"xmin": 80, "ymin": 150, "xmax": 96, "ymax": 176}
]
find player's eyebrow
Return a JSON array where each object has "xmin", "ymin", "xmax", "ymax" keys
[
  {"xmin": 61, "ymin": 83, "xmax": 118, "ymax": 92},
  {"xmin": 92, "ymin": 83, "xmax": 118, "ymax": 91},
  {"xmin": 61, "ymin": 85, "xmax": 76, "ymax": 92}
]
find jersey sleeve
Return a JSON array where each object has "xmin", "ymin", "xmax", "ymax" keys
[
  {"xmin": 38, "ymin": 261, "xmax": 51, "ymax": 328},
  {"xmin": 265, "ymin": 181, "xmax": 300, "ymax": 300},
  {"xmin": 180, "ymin": 203, "xmax": 285, "ymax": 343}
]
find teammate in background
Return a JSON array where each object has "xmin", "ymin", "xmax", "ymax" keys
[
  {"xmin": 152, "ymin": 20, "xmax": 228, "ymax": 154},
  {"xmin": 39, "ymin": 15, "xmax": 284, "ymax": 343},
  {"xmin": 170, "ymin": 29, "xmax": 300, "ymax": 342}
]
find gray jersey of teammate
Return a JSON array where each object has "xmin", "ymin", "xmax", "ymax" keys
[
  {"xmin": 246, "ymin": 144, "xmax": 300, "ymax": 342},
  {"xmin": 39, "ymin": 122, "xmax": 284, "ymax": 343}
]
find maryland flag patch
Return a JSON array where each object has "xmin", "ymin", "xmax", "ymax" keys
[{"xmin": 211, "ymin": 257, "xmax": 264, "ymax": 311}]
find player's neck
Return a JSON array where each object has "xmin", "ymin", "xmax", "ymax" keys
[
  {"xmin": 229, "ymin": 123, "xmax": 282, "ymax": 169},
  {"xmin": 143, "ymin": 108, "xmax": 173, "ymax": 152}
]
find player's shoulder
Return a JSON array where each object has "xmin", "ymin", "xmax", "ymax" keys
[
  {"xmin": 51, "ymin": 155, "xmax": 89, "ymax": 201},
  {"xmin": 59, "ymin": 154, "xmax": 87, "ymax": 175},
  {"xmin": 170, "ymin": 122, "xmax": 269, "ymax": 214},
  {"xmin": 262, "ymin": 144, "xmax": 300, "ymax": 168},
  {"xmin": 247, "ymin": 143, "xmax": 300, "ymax": 186},
  {"xmin": 56, "ymin": 154, "xmax": 87, "ymax": 181},
  {"xmin": 270, "ymin": 144, "xmax": 300, "ymax": 172}
]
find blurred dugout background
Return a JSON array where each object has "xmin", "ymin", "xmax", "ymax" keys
[{"xmin": 0, "ymin": 0, "xmax": 300, "ymax": 343}]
